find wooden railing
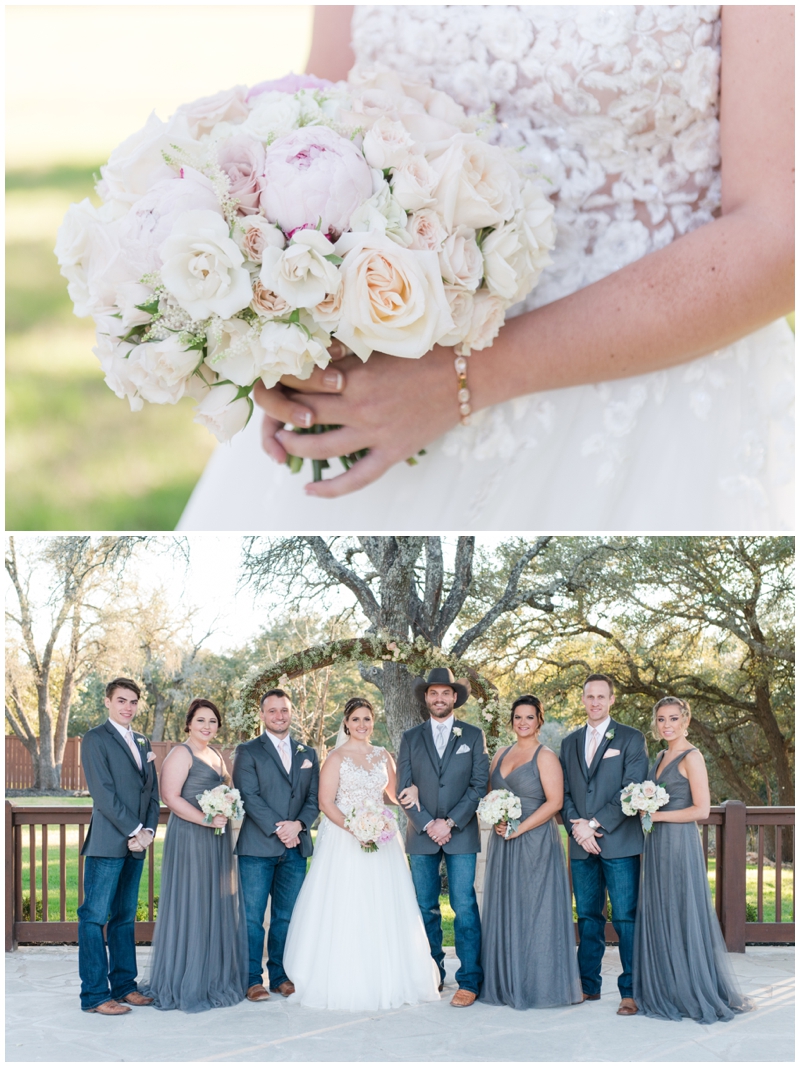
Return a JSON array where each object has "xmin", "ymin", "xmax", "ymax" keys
[{"xmin": 6, "ymin": 800, "xmax": 794, "ymax": 953}]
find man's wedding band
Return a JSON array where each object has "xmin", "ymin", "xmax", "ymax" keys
[{"xmin": 454, "ymin": 355, "xmax": 472, "ymax": 426}]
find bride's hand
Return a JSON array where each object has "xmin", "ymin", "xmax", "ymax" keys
[
  {"xmin": 254, "ymin": 344, "xmax": 458, "ymax": 498},
  {"xmin": 398, "ymin": 785, "xmax": 421, "ymax": 811}
]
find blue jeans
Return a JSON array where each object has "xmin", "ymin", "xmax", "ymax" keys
[
  {"xmin": 77, "ymin": 854, "xmax": 145, "ymax": 1010},
  {"xmin": 238, "ymin": 850, "xmax": 307, "ymax": 989},
  {"xmin": 570, "ymin": 853, "xmax": 640, "ymax": 999},
  {"xmin": 409, "ymin": 851, "xmax": 482, "ymax": 994}
]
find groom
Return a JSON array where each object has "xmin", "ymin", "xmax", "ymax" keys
[
  {"xmin": 233, "ymin": 688, "xmax": 319, "ymax": 1003},
  {"xmin": 560, "ymin": 673, "xmax": 648, "ymax": 1016},
  {"xmin": 397, "ymin": 668, "xmax": 489, "ymax": 1007}
]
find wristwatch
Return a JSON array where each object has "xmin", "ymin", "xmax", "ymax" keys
[
  {"xmin": 445, "ymin": 818, "xmax": 456, "ymax": 829},
  {"xmin": 588, "ymin": 818, "xmax": 600, "ymax": 831}
]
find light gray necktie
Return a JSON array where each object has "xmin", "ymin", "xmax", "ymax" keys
[{"xmin": 435, "ymin": 723, "xmax": 448, "ymax": 757}]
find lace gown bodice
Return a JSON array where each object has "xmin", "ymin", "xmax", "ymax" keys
[
  {"xmin": 335, "ymin": 749, "xmax": 389, "ymax": 811},
  {"xmin": 178, "ymin": 5, "xmax": 793, "ymax": 532}
]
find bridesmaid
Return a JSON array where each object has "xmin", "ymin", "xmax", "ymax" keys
[
  {"xmin": 480, "ymin": 695, "xmax": 582, "ymax": 1009},
  {"xmin": 633, "ymin": 697, "xmax": 753, "ymax": 1023},
  {"xmin": 142, "ymin": 699, "xmax": 248, "ymax": 1012}
]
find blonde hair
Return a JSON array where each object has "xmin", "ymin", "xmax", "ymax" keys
[{"xmin": 651, "ymin": 696, "xmax": 691, "ymax": 740}]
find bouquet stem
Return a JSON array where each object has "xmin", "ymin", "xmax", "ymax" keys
[{"xmin": 286, "ymin": 425, "xmax": 425, "ymax": 481}]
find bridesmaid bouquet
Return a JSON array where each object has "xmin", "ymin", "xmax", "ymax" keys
[
  {"xmin": 55, "ymin": 68, "xmax": 555, "ymax": 476},
  {"xmin": 478, "ymin": 789, "xmax": 522, "ymax": 839},
  {"xmin": 196, "ymin": 783, "xmax": 244, "ymax": 834},
  {"xmin": 344, "ymin": 800, "xmax": 398, "ymax": 852},
  {"xmin": 620, "ymin": 781, "xmax": 670, "ymax": 833}
]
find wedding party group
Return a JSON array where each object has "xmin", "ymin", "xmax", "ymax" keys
[{"xmin": 77, "ymin": 671, "xmax": 751, "ymax": 1027}]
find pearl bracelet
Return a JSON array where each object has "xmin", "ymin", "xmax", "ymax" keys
[{"xmin": 454, "ymin": 353, "xmax": 472, "ymax": 426}]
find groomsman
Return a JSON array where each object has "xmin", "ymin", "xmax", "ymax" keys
[
  {"xmin": 397, "ymin": 668, "xmax": 489, "ymax": 1007},
  {"xmin": 77, "ymin": 678, "xmax": 160, "ymax": 1014},
  {"xmin": 233, "ymin": 689, "xmax": 319, "ymax": 1002},
  {"xmin": 560, "ymin": 673, "xmax": 649, "ymax": 1016}
]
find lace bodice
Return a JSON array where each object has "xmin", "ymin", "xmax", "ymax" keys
[
  {"xmin": 335, "ymin": 749, "xmax": 389, "ymax": 811},
  {"xmin": 353, "ymin": 5, "xmax": 721, "ymax": 311}
]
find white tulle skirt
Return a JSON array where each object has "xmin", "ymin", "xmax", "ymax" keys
[{"xmin": 283, "ymin": 818, "xmax": 440, "ymax": 1011}]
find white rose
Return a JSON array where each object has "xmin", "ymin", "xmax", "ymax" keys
[
  {"xmin": 349, "ymin": 182, "xmax": 411, "ymax": 246},
  {"xmin": 206, "ymin": 318, "xmax": 268, "ymax": 387},
  {"xmin": 240, "ymin": 91, "xmax": 303, "ymax": 142},
  {"xmin": 438, "ymin": 287, "xmax": 474, "ymax": 347},
  {"xmin": 481, "ymin": 223, "xmax": 523, "ymax": 301},
  {"xmin": 334, "ymin": 231, "xmax": 454, "ymax": 360},
  {"xmin": 193, "ymin": 382, "xmax": 252, "ymax": 442},
  {"xmin": 96, "ymin": 112, "xmax": 195, "ymax": 205},
  {"xmin": 184, "ymin": 361, "xmax": 216, "ymax": 402},
  {"xmin": 260, "ymin": 229, "xmax": 341, "ymax": 309},
  {"xmin": 405, "ymin": 208, "xmax": 448, "ymax": 253},
  {"xmin": 390, "ymin": 154, "xmax": 438, "ymax": 212},
  {"xmin": 362, "ymin": 116, "xmax": 416, "ymax": 170},
  {"xmin": 257, "ymin": 318, "xmax": 330, "ymax": 388},
  {"xmin": 233, "ymin": 215, "xmax": 286, "ymax": 264},
  {"xmin": 177, "ymin": 85, "xmax": 249, "ymax": 138},
  {"xmin": 55, "ymin": 199, "xmax": 105, "ymax": 316},
  {"xmin": 440, "ymin": 226, "xmax": 483, "ymax": 291},
  {"xmin": 429, "ymin": 134, "xmax": 520, "ymax": 230},
  {"xmin": 160, "ymin": 210, "xmax": 253, "ymax": 320},
  {"xmin": 116, "ymin": 281, "xmax": 156, "ymax": 332},
  {"xmin": 127, "ymin": 335, "xmax": 200, "ymax": 405},
  {"xmin": 462, "ymin": 290, "xmax": 507, "ymax": 351},
  {"xmin": 93, "ymin": 336, "xmax": 143, "ymax": 411},
  {"xmin": 314, "ymin": 286, "xmax": 344, "ymax": 328}
]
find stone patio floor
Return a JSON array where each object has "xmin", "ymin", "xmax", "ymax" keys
[{"xmin": 4, "ymin": 945, "xmax": 794, "ymax": 1063}]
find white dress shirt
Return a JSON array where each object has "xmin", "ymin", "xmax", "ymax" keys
[
  {"xmin": 584, "ymin": 716, "xmax": 611, "ymax": 766},
  {"xmin": 267, "ymin": 730, "xmax": 292, "ymax": 773},
  {"xmin": 107, "ymin": 718, "xmax": 151, "ymax": 838}
]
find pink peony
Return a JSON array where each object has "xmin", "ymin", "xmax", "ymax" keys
[
  {"xmin": 247, "ymin": 73, "xmax": 333, "ymax": 102},
  {"xmin": 260, "ymin": 126, "xmax": 373, "ymax": 238},
  {"xmin": 217, "ymin": 134, "xmax": 266, "ymax": 215}
]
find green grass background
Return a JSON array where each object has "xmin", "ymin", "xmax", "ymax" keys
[{"xmin": 6, "ymin": 165, "xmax": 216, "ymax": 531}]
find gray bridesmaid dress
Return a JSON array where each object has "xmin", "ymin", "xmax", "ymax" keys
[
  {"xmin": 633, "ymin": 748, "xmax": 753, "ymax": 1024},
  {"xmin": 143, "ymin": 745, "xmax": 248, "ymax": 1012},
  {"xmin": 480, "ymin": 745, "xmax": 583, "ymax": 1009}
]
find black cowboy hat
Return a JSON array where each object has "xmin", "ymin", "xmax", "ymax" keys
[{"xmin": 413, "ymin": 667, "xmax": 470, "ymax": 708}]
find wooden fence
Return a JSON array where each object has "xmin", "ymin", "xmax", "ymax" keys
[
  {"xmin": 5, "ymin": 799, "xmax": 793, "ymax": 953},
  {"xmin": 5, "ymin": 737, "xmax": 234, "ymax": 791}
]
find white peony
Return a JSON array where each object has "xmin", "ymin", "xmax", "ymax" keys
[
  {"xmin": 193, "ymin": 382, "xmax": 252, "ymax": 442},
  {"xmin": 97, "ymin": 111, "xmax": 196, "ymax": 205},
  {"xmin": 429, "ymin": 134, "xmax": 520, "ymax": 230},
  {"xmin": 349, "ymin": 182, "xmax": 411, "ymax": 246},
  {"xmin": 259, "ymin": 229, "xmax": 341, "ymax": 309},
  {"xmin": 160, "ymin": 210, "xmax": 253, "ymax": 320},
  {"xmin": 334, "ymin": 231, "xmax": 454, "ymax": 360}
]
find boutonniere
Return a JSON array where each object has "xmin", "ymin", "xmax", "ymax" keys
[
  {"xmin": 453, "ymin": 727, "xmax": 462, "ymax": 738},
  {"xmin": 605, "ymin": 729, "xmax": 615, "ymax": 741},
  {"xmin": 136, "ymin": 736, "xmax": 146, "ymax": 747},
  {"xmin": 296, "ymin": 744, "xmax": 305, "ymax": 753}
]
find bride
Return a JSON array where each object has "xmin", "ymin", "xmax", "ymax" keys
[
  {"xmin": 282, "ymin": 697, "xmax": 440, "ymax": 1010},
  {"xmin": 179, "ymin": 5, "xmax": 794, "ymax": 532}
]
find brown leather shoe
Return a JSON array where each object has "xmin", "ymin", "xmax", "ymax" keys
[
  {"xmin": 438, "ymin": 981, "xmax": 445, "ymax": 993},
  {"xmin": 119, "ymin": 991, "xmax": 154, "ymax": 1006},
  {"xmin": 450, "ymin": 988, "xmax": 477, "ymax": 1007},
  {"xmin": 617, "ymin": 997, "xmax": 639, "ymax": 1015},
  {"xmin": 582, "ymin": 992, "xmax": 601, "ymax": 1001},
  {"xmin": 86, "ymin": 999, "xmax": 131, "ymax": 1015},
  {"xmin": 246, "ymin": 984, "xmax": 271, "ymax": 1002},
  {"xmin": 270, "ymin": 980, "xmax": 295, "ymax": 997}
]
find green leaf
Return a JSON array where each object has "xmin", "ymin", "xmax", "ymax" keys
[
  {"xmin": 323, "ymin": 253, "xmax": 343, "ymax": 265},
  {"xmin": 134, "ymin": 298, "xmax": 160, "ymax": 315}
]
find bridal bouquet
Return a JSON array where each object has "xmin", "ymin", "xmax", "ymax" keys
[
  {"xmin": 620, "ymin": 781, "xmax": 670, "ymax": 833},
  {"xmin": 344, "ymin": 799, "xmax": 398, "ymax": 852},
  {"xmin": 55, "ymin": 68, "xmax": 556, "ymax": 471},
  {"xmin": 478, "ymin": 789, "xmax": 522, "ymax": 838},
  {"xmin": 196, "ymin": 783, "xmax": 244, "ymax": 834}
]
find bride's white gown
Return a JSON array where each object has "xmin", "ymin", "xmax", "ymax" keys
[
  {"xmin": 282, "ymin": 749, "xmax": 440, "ymax": 1010},
  {"xmin": 178, "ymin": 6, "xmax": 794, "ymax": 532}
]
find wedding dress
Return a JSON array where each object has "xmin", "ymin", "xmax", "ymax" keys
[
  {"xmin": 178, "ymin": 5, "xmax": 794, "ymax": 532},
  {"xmin": 282, "ymin": 748, "xmax": 440, "ymax": 1010}
]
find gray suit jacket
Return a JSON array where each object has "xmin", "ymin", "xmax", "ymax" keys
[
  {"xmin": 397, "ymin": 718, "xmax": 489, "ymax": 855},
  {"xmin": 233, "ymin": 733, "xmax": 319, "ymax": 859},
  {"xmin": 560, "ymin": 718, "xmax": 649, "ymax": 861},
  {"xmin": 80, "ymin": 720, "xmax": 160, "ymax": 859}
]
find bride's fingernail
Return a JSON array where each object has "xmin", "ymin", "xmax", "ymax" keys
[
  {"xmin": 323, "ymin": 369, "xmax": 343, "ymax": 390},
  {"xmin": 292, "ymin": 409, "xmax": 312, "ymax": 428}
]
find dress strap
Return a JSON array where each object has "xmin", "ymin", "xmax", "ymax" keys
[{"xmin": 531, "ymin": 743, "xmax": 544, "ymax": 771}]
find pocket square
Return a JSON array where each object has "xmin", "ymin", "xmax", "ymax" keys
[
  {"xmin": 300, "ymin": 759, "xmax": 313, "ymax": 769},
  {"xmin": 602, "ymin": 749, "xmax": 621, "ymax": 759},
  {"xmin": 146, "ymin": 751, "xmax": 157, "ymax": 763},
  {"xmin": 456, "ymin": 744, "xmax": 471, "ymax": 755}
]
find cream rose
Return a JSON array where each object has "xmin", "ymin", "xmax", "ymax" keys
[
  {"xmin": 390, "ymin": 155, "xmax": 438, "ymax": 212},
  {"xmin": 406, "ymin": 208, "xmax": 448, "ymax": 253},
  {"xmin": 430, "ymin": 134, "xmax": 520, "ymax": 230},
  {"xmin": 362, "ymin": 116, "xmax": 416, "ymax": 170},
  {"xmin": 193, "ymin": 382, "xmax": 252, "ymax": 442},
  {"xmin": 257, "ymin": 318, "xmax": 330, "ymax": 388},
  {"xmin": 463, "ymin": 290, "xmax": 507, "ymax": 351},
  {"xmin": 250, "ymin": 281, "xmax": 291, "ymax": 318},
  {"xmin": 160, "ymin": 210, "xmax": 253, "ymax": 320},
  {"xmin": 440, "ymin": 226, "xmax": 483, "ymax": 291},
  {"xmin": 334, "ymin": 231, "xmax": 454, "ymax": 359},
  {"xmin": 234, "ymin": 215, "xmax": 286, "ymax": 264},
  {"xmin": 259, "ymin": 229, "xmax": 341, "ymax": 309},
  {"xmin": 481, "ymin": 223, "xmax": 523, "ymax": 301},
  {"xmin": 438, "ymin": 287, "xmax": 474, "ymax": 347},
  {"xmin": 127, "ymin": 336, "xmax": 200, "ymax": 405}
]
